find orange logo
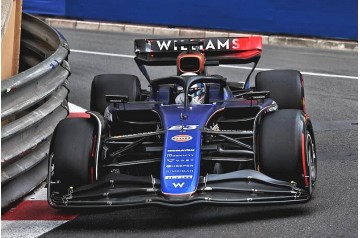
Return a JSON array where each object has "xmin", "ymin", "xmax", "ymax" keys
[{"xmin": 171, "ymin": 135, "xmax": 192, "ymax": 142}]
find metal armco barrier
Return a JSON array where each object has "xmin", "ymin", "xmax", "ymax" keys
[{"xmin": 1, "ymin": 13, "xmax": 70, "ymax": 210}]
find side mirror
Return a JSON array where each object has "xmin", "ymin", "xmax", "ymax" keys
[
  {"xmin": 105, "ymin": 95, "xmax": 129, "ymax": 103},
  {"xmin": 243, "ymin": 91, "xmax": 270, "ymax": 100}
]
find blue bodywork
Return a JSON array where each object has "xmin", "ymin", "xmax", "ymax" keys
[{"xmin": 159, "ymin": 104, "xmax": 218, "ymax": 195}]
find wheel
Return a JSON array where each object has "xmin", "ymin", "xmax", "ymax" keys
[
  {"xmin": 50, "ymin": 118, "xmax": 96, "ymax": 191},
  {"xmin": 255, "ymin": 70, "xmax": 305, "ymax": 111},
  {"xmin": 90, "ymin": 74, "xmax": 141, "ymax": 114},
  {"xmin": 258, "ymin": 109, "xmax": 317, "ymax": 195}
]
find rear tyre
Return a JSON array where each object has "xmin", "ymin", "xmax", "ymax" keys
[
  {"xmin": 90, "ymin": 74, "xmax": 141, "ymax": 114},
  {"xmin": 255, "ymin": 70, "xmax": 305, "ymax": 111},
  {"xmin": 50, "ymin": 118, "xmax": 96, "ymax": 191},
  {"xmin": 258, "ymin": 109, "xmax": 316, "ymax": 195}
]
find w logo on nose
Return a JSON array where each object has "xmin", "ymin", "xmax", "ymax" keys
[{"xmin": 172, "ymin": 182, "xmax": 185, "ymax": 188}]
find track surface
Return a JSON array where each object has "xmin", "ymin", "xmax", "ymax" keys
[{"xmin": 39, "ymin": 29, "xmax": 357, "ymax": 237}]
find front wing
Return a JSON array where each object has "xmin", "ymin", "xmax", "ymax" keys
[{"xmin": 48, "ymin": 169, "xmax": 309, "ymax": 208}]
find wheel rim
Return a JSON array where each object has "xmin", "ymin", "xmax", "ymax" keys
[{"xmin": 306, "ymin": 132, "xmax": 317, "ymax": 195}]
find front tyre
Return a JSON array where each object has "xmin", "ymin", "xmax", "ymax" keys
[
  {"xmin": 258, "ymin": 109, "xmax": 317, "ymax": 196},
  {"xmin": 49, "ymin": 118, "xmax": 96, "ymax": 192}
]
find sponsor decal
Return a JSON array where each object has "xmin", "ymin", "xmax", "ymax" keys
[
  {"xmin": 166, "ymin": 159, "xmax": 194, "ymax": 163},
  {"xmin": 171, "ymin": 134, "xmax": 192, "ymax": 143},
  {"xmin": 167, "ymin": 153, "xmax": 194, "ymax": 158},
  {"xmin": 172, "ymin": 182, "xmax": 185, "ymax": 188},
  {"xmin": 166, "ymin": 164, "xmax": 194, "ymax": 168},
  {"xmin": 168, "ymin": 125, "xmax": 198, "ymax": 131},
  {"xmin": 166, "ymin": 169, "xmax": 194, "ymax": 173},
  {"xmin": 167, "ymin": 149, "xmax": 195, "ymax": 152},
  {"xmin": 156, "ymin": 39, "xmax": 240, "ymax": 51},
  {"xmin": 165, "ymin": 175, "xmax": 193, "ymax": 180}
]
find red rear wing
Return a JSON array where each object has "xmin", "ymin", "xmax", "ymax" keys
[{"xmin": 134, "ymin": 37, "xmax": 262, "ymax": 66}]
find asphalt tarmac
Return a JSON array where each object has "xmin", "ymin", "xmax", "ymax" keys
[{"xmin": 41, "ymin": 28, "xmax": 357, "ymax": 238}]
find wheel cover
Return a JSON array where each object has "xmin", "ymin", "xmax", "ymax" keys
[{"xmin": 306, "ymin": 132, "xmax": 317, "ymax": 195}]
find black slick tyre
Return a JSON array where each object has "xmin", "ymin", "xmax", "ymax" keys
[
  {"xmin": 258, "ymin": 109, "xmax": 316, "ymax": 196},
  {"xmin": 50, "ymin": 118, "xmax": 96, "ymax": 191},
  {"xmin": 90, "ymin": 74, "xmax": 141, "ymax": 114},
  {"xmin": 255, "ymin": 70, "xmax": 305, "ymax": 111}
]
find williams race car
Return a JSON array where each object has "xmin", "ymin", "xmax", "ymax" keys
[{"xmin": 48, "ymin": 37, "xmax": 317, "ymax": 208}]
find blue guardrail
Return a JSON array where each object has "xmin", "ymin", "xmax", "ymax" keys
[{"xmin": 24, "ymin": 0, "xmax": 357, "ymax": 40}]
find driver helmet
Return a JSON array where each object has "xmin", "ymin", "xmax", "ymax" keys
[{"xmin": 189, "ymin": 83, "xmax": 206, "ymax": 104}]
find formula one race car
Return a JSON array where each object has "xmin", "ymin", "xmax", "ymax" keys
[{"xmin": 48, "ymin": 37, "xmax": 317, "ymax": 208}]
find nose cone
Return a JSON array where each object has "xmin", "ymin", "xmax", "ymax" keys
[
  {"xmin": 161, "ymin": 130, "xmax": 200, "ymax": 196},
  {"xmin": 159, "ymin": 104, "xmax": 217, "ymax": 196}
]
